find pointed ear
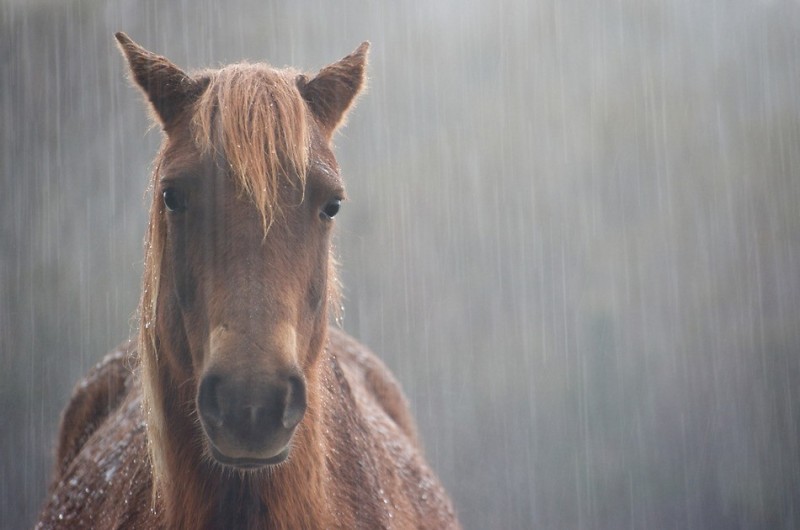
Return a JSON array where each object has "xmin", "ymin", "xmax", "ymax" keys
[
  {"xmin": 297, "ymin": 42, "xmax": 369, "ymax": 137},
  {"xmin": 115, "ymin": 32, "xmax": 204, "ymax": 126}
]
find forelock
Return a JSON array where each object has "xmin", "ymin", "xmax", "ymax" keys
[{"xmin": 190, "ymin": 63, "xmax": 310, "ymax": 229}]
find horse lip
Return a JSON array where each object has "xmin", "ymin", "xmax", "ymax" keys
[{"xmin": 209, "ymin": 444, "xmax": 290, "ymax": 469}]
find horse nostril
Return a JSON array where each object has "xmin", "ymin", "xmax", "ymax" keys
[
  {"xmin": 282, "ymin": 375, "xmax": 307, "ymax": 430},
  {"xmin": 198, "ymin": 374, "xmax": 224, "ymax": 428}
]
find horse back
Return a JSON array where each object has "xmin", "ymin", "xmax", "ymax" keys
[
  {"xmin": 37, "ymin": 343, "xmax": 157, "ymax": 529},
  {"xmin": 51, "ymin": 342, "xmax": 135, "ymax": 480},
  {"xmin": 327, "ymin": 327, "xmax": 420, "ymax": 445},
  {"xmin": 325, "ymin": 327, "xmax": 459, "ymax": 529}
]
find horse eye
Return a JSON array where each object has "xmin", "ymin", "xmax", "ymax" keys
[
  {"xmin": 321, "ymin": 199, "xmax": 341, "ymax": 220},
  {"xmin": 162, "ymin": 188, "xmax": 185, "ymax": 213}
]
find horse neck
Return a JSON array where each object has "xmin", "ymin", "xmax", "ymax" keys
[{"xmin": 149, "ymin": 331, "xmax": 332, "ymax": 529}]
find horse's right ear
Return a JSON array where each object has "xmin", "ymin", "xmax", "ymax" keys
[{"xmin": 115, "ymin": 32, "xmax": 204, "ymax": 127}]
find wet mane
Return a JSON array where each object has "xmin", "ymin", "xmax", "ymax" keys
[{"xmin": 192, "ymin": 63, "xmax": 310, "ymax": 228}]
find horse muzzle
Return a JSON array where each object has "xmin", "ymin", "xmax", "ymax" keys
[{"xmin": 197, "ymin": 369, "xmax": 307, "ymax": 468}]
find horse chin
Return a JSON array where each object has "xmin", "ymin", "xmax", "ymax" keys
[{"xmin": 209, "ymin": 444, "xmax": 291, "ymax": 470}]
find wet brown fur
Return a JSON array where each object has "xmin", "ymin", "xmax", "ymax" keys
[{"xmin": 36, "ymin": 34, "xmax": 458, "ymax": 529}]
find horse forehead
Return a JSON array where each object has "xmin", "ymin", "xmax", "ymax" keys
[
  {"xmin": 308, "ymin": 151, "xmax": 341, "ymax": 181},
  {"xmin": 159, "ymin": 131, "xmax": 207, "ymax": 176},
  {"xmin": 307, "ymin": 129, "xmax": 342, "ymax": 182}
]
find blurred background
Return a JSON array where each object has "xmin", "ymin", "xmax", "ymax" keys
[{"xmin": 2, "ymin": 0, "xmax": 799, "ymax": 528}]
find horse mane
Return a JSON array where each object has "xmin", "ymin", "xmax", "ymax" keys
[
  {"xmin": 192, "ymin": 63, "xmax": 310, "ymax": 229},
  {"xmin": 136, "ymin": 63, "xmax": 314, "ymax": 501}
]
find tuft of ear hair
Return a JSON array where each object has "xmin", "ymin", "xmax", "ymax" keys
[
  {"xmin": 115, "ymin": 32, "xmax": 206, "ymax": 127},
  {"xmin": 297, "ymin": 42, "xmax": 370, "ymax": 139}
]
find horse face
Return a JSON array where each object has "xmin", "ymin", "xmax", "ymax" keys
[
  {"xmin": 157, "ymin": 130, "xmax": 343, "ymax": 467},
  {"xmin": 117, "ymin": 33, "xmax": 367, "ymax": 469}
]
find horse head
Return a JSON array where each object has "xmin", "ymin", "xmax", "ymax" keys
[{"xmin": 116, "ymin": 33, "xmax": 367, "ymax": 470}]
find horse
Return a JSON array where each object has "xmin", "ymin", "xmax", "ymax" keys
[{"xmin": 36, "ymin": 33, "xmax": 459, "ymax": 530}]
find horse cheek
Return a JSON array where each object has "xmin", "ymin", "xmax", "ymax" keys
[
  {"xmin": 307, "ymin": 264, "xmax": 326, "ymax": 314},
  {"xmin": 168, "ymin": 221, "xmax": 197, "ymax": 310}
]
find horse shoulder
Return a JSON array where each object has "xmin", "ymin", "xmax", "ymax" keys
[
  {"xmin": 326, "ymin": 326, "xmax": 419, "ymax": 444},
  {"xmin": 53, "ymin": 341, "xmax": 136, "ymax": 481}
]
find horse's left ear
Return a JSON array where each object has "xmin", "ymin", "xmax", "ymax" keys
[
  {"xmin": 297, "ymin": 42, "xmax": 369, "ymax": 138},
  {"xmin": 115, "ymin": 32, "xmax": 205, "ymax": 127}
]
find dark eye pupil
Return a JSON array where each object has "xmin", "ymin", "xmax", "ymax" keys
[
  {"xmin": 163, "ymin": 188, "xmax": 184, "ymax": 212},
  {"xmin": 322, "ymin": 199, "xmax": 341, "ymax": 219}
]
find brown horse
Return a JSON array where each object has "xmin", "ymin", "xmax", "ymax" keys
[{"xmin": 36, "ymin": 33, "xmax": 459, "ymax": 529}]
